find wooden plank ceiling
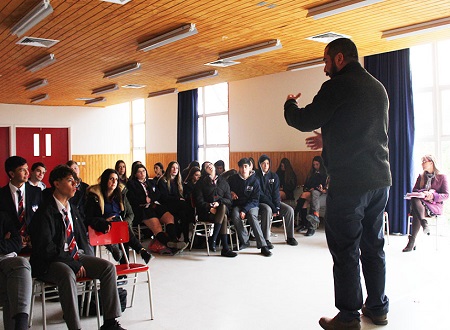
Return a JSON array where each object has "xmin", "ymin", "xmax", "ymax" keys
[{"xmin": 0, "ymin": 0, "xmax": 449, "ymax": 107}]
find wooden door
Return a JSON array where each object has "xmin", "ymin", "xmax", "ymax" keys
[{"xmin": 0, "ymin": 127, "xmax": 10, "ymax": 187}]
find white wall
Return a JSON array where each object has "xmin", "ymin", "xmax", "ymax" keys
[
  {"xmin": 146, "ymin": 94, "xmax": 178, "ymax": 153},
  {"xmin": 0, "ymin": 103, "xmax": 130, "ymax": 155},
  {"xmin": 229, "ymin": 66, "xmax": 327, "ymax": 152}
]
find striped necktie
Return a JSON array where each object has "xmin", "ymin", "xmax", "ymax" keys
[
  {"xmin": 17, "ymin": 189, "xmax": 26, "ymax": 236},
  {"xmin": 62, "ymin": 208, "xmax": 79, "ymax": 260}
]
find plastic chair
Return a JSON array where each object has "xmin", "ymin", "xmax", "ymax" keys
[
  {"xmin": 407, "ymin": 213, "xmax": 439, "ymax": 250},
  {"xmin": 270, "ymin": 215, "xmax": 287, "ymax": 240},
  {"xmin": 88, "ymin": 221, "xmax": 154, "ymax": 320}
]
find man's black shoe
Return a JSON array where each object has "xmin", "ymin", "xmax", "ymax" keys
[
  {"xmin": 265, "ymin": 240, "xmax": 274, "ymax": 249},
  {"xmin": 286, "ymin": 237, "xmax": 298, "ymax": 246},
  {"xmin": 221, "ymin": 249, "xmax": 237, "ymax": 257},
  {"xmin": 305, "ymin": 228, "xmax": 315, "ymax": 236},
  {"xmin": 362, "ymin": 305, "xmax": 388, "ymax": 325},
  {"xmin": 261, "ymin": 246, "xmax": 272, "ymax": 257}
]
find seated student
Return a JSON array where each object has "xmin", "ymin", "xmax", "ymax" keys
[
  {"xmin": 66, "ymin": 160, "xmax": 89, "ymax": 219},
  {"xmin": 214, "ymin": 160, "xmax": 225, "ymax": 176},
  {"xmin": 181, "ymin": 161, "xmax": 200, "ymax": 181},
  {"xmin": 295, "ymin": 156, "xmax": 328, "ymax": 237},
  {"xmin": 256, "ymin": 155, "xmax": 298, "ymax": 246},
  {"xmin": 0, "ymin": 211, "xmax": 32, "ymax": 330},
  {"xmin": 28, "ymin": 162, "xmax": 47, "ymax": 190},
  {"xmin": 115, "ymin": 160, "xmax": 128, "ymax": 185},
  {"xmin": 194, "ymin": 162, "xmax": 236, "ymax": 257},
  {"xmin": 403, "ymin": 154, "xmax": 449, "ymax": 252},
  {"xmin": 228, "ymin": 158, "xmax": 271, "ymax": 257},
  {"xmin": 29, "ymin": 165, "xmax": 125, "ymax": 330},
  {"xmin": 126, "ymin": 164, "xmax": 184, "ymax": 254},
  {"xmin": 153, "ymin": 162, "xmax": 164, "ymax": 180},
  {"xmin": 157, "ymin": 161, "xmax": 190, "ymax": 244},
  {"xmin": 183, "ymin": 166, "xmax": 201, "ymax": 224},
  {"xmin": 85, "ymin": 169, "xmax": 152, "ymax": 264},
  {"xmin": 0, "ymin": 156, "xmax": 42, "ymax": 254},
  {"xmin": 276, "ymin": 158, "xmax": 297, "ymax": 201}
]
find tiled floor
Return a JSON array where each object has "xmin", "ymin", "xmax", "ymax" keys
[{"xmin": 21, "ymin": 222, "xmax": 450, "ymax": 329}]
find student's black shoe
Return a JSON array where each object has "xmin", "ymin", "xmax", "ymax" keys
[{"xmin": 261, "ymin": 246, "xmax": 272, "ymax": 257}]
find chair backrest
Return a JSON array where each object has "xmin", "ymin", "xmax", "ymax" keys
[{"xmin": 88, "ymin": 221, "xmax": 129, "ymax": 247}]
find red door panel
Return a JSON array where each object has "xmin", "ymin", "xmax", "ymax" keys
[
  {"xmin": 0, "ymin": 127, "xmax": 10, "ymax": 187},
  {"xmin": 16, "ymin": 128, "xmax": 69, "ymax": 187}
]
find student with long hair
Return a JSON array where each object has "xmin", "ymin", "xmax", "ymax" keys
[
  {"xmin": 153, "ymin": 162, "xmax": 165, "ymax": 180},
  {"xmin": 115, "ymin": 160, "xmax": 128, "ymax": 185},
  {"xmin": 276, "ymin": 158, "xmax": 297, "ymax": 200},
  {"xmin": 403, "ymin": 155, "xmax": 448, "ymax": 252},
  {"xmin": 85, "ymin": 169, "xmax": 152, "ymax": 263},
  {"xmin": 157, "ymin": 161, "xmax": 190, "ymax": 244},
  {"xmin": 295, "ymin": 156, "xmax": 328, "ymax": 236},
  {"xmin": 127, "ymin": 164, "xmax": 185, "ymax": 255}
]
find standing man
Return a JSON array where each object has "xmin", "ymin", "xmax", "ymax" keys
[
  {"xmin": 228, "ymin": 158, "xmax": 272, "ymax": 257},
  {"xmin": 256, "ymin": 154, "xmax": 298, "ymax": 246},
  {"xmin": 29, "ymin": 165, "xmax": 125, "ymax": 330},
  {"xmin": 284, "ymin": 38, "xmax": 391, "ymax": 329},
  {"xmin": 0, "ymin": 156, "xmax": 42, "ymax": 254}
]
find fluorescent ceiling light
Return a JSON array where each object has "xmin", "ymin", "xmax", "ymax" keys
[
  {"xmin": 25, "ymin": 78, "xmax": 48, "ymax": 91},
  {"xmin": 122, "ymin": 84, "xmax": 146, "ymax": 89},
  {"xmin": 30, "ymin": 93, "xmax": 48, "ymax": 103},
  {"xmin": 92, "ymin": 84, "xmax": 119, "ymax": 95},
  {"xmin": 104, "ymin": 62, "xmax": 141, "ymax": 78},
  {"xmin": 148, "ymin": 88, "xmax": 178, "ymax": 98},
  {"xmin": 287, "ymin": 58, "xmax": 324, "ymax": 71},
  {"xmin": 10, "ymin": 0, "xmax": 54, "ymax": 37},
  {"xmin": 101, "ymin": 0, "xmax": 132, "ymax": 4},
  {"xmin": 307, "ymin": 0, "xmax": 384, "ymax": 20},
  {"xmin": 219, "ymin": 39, "xmax": 282, "ymax": 61},
  {"xmin": 26, "ymin": 53, "xmax": 56, "ymax": 72},
  {"xmin": 176, "ymin": 70, "xmax": 218, "ymax": 84},
  {"xmin": 138, "ymin": 23, "xmax": 198, "ymax": 52},
  {"xmin": 382, "ymin": 16, "xmax": 450, "ymax": 40},
  {"xmin": 85, "ymin": 97, "xmax": 106, "ymax": 105}
]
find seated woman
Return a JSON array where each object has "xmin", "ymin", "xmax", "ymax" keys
[
  {"xmin": 181, "ymin": 161, "xmax": 200, "ymax": 181},
  {"xmin": 276, "ymin": 158, "xmax": 297, "ymax": 201},
  {"xmin": 157, "ymin": 161, "xmax": 190, "ymax": 244},
  {"xmin": 183, "ymin": 166, "xmax": 201, "ymax": 224},
  {"xmin": 403, "ymin": 155, "xmax": 448, "ymax": 252},
  {"xmin": 85, "ymin": 169, "xmax": 153, "ymax": 263},
  {"xmin": 295, "ymin": 156, "xmax": 328, "ymax": 237},
  {"xmin": 115, "ymin": 160, "xmax": 128, "ymax": 185},
  {"xmin": 127, "ymin": 164, "xmax": 185, "ymax": 254},
  {"xmin": 194, "ymin": 162, "xmax": 237, "ymax": 257},
  {"xmin": 153, "ymin": 162, "xmax": 165, "ymax": 180}
]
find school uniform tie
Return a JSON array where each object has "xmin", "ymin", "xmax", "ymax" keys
[
  {"xmin": 17, "ymin": 189, "xmax": 26, "ymax": 236},
  {"xmin": 62, "ymin": 208, "xmax": 79, "ymax": 260}
]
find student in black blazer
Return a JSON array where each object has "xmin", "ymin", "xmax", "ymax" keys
[{"xmin": 0, "ymin": 156, "xmax": 42, "ymax": 252}]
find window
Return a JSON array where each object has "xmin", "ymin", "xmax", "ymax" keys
[
  {"xmin": 410, "ymin": 40, "xmax": 450, "ymax": 179},
  {"xmin": 198, "ymin": 82, "xmax": 229, "ymax": 169},
  {"xmin": 131, "ymin": 99, "xmax": 146, "ymax": 165}
]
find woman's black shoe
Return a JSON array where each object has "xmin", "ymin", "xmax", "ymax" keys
[{"xmin": 208, "ymin": 237, "xmax": 217, "ymax": 252}]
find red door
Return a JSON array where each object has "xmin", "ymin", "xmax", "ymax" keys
[
  {"xmin": 0, "ymin": 127, "xmax": 11, "ymax": 187},
  {"xmin": 16, "ymin": 128, "xmax": 69, "ymax": 187}
]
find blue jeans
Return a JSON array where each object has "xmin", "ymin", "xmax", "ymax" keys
[{"xmin": 325, "ymin": 187, "xmax": 389, "ymax": 321}]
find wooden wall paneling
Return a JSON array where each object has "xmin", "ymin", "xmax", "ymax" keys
[
  {"xmin": 230, "ymin": 151, "xmax": 321, "ymax": 186},
  {"xmin": 146, "ymin": 153, "xmax": 178, "ymax": 176},
  {"xmin": 72, "ymin": 154, "xmax": 132, "ymax": 186}
]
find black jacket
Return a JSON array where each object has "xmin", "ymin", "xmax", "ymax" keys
[
  {"xmin": 284, "ymin": 61, "xmax": 391, "ymax": 194},
  {"xmin": 194, "ymin": 175, "xmax": 232, "ymax": 220},
  {"xmin": 256, "ymin": 169, "xmax": 281, "ymax": 213},
  {"xmin": 29, "ymin": 197, "xmax": 93, "ymax": 277},
  {"xmin": 0, "ymin": 211, "xmax": 22, "ymax": 254},
  {"xmin": 228, "ymin": 172, "xmax": 260, "ymax": 213}
]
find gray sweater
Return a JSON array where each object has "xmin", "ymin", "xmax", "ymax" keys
[{"xmin": 284, "ymin": 61, "xmax": 391, "ymax": 195}]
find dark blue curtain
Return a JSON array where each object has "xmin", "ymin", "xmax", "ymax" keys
[
  {"xmin": 365, "ymin": 49, "xmax": 415, "ymax": 234},
  {"xmin": 177, "ymin": 89, "xmax": 198, "ymax": 170}
]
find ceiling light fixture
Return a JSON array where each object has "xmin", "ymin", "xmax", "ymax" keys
[
  {"xmin": 92, "ymin": 84, "xmax": 119, "ymax": 95},
  {"xmin": 25, "ymin": 78, "xmax": 48, "ymax": 91},
  {"xmin": 104, "ymin": 62, "xmax": 141, "ymax": 78},
  {"xmin": 10, "ymin": 0, "xmax": 54, "ymax": 37},
  {"xmin": 85, "ymin": 97, "xmax": 106, "ymax": 105},
  {"xmin": 26, "ymin": 53, "xmax": 56, "ymax": 72},
  {"xmin": 307, "ymin": 0, "xmax": 384, "ymax": 20},
  {"xmin": 218, "ymin": 39, "xmax": 282, "ymax": 61},
  {"xmin": 148, "ymin": 88, "xmax": 178, "ymax": 98},
  {"xmin": 138, "ymin": 23, "xmax": 198, "ymax": 52},
  {"xmin": 176, "ymin": 70, "xmax": 218, "ymax": 84},
  {"xmin": 382, "ymin": 16, "xmax": 450, "ymax": 40},
  {"xmin": 30, "ymin": 93, "xmax": 49, "ymax": 103},
  {"xmin": 287, "ymin": 58, "xmax": 324, "ymax": 71}
]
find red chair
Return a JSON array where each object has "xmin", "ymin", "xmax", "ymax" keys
[{"xmin": 88, "ymin": 221, "xmax": 154, "ymax": 320}]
